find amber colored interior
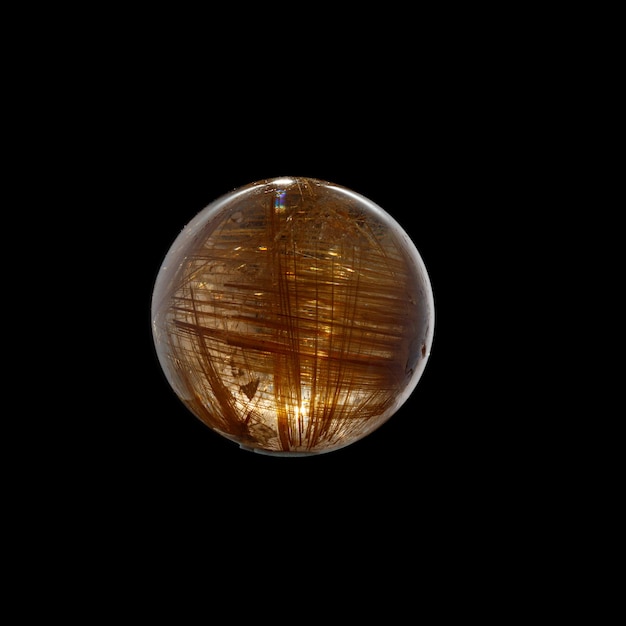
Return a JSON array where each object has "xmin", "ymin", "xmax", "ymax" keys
[{"xmin": 152, "ymin": 177, "xmax": 433, "ymax": 455}]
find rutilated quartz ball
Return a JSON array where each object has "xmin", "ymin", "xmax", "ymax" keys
[{"xmin": 151, "ymin": 177, "xmax": 434, "ymax": 456}]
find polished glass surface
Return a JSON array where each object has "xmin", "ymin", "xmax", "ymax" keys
[{"xmin": 151, "ymin": 177, "xmax": 434, "ymax": 455}]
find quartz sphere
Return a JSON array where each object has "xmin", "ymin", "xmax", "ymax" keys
[{"xmin": 151, "ymin": 177, "xmax": 434, "ymax": 456}]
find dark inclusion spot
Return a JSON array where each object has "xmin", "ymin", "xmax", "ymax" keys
[
  {"xmin": 230, "ymin": 357, "xmax": 244, "ymax": 377},
  {"xmin": 405, "ymin": 340, "xmax": 428, "ymax": 376},
  {"xmin": 240, "ymin": 378, "xmax": 260, "ymax": 400}
]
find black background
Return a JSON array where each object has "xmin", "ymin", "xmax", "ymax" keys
[
  {"xmin": 84, "ymin": 122, "xmax": 532, "ymax": 610},
  {"xmin": 80, "ymin": 78, "xmax": 514, "ymax": 529},
  {"xmin": 28, "ymin": 33, "xmax": 545, "ymax": 611},
  {"xmin": 5, "ymin": 5, "xmax": 603, "ymax": 617},
  {"xmin": 104, "ymin": 120, "xmax": 505, "ymax": 525},
  {"xmin": 9, "ymin": 8, "xmax": 600, "ymax": 617}
]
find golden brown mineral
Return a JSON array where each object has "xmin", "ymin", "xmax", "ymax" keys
[{"xmin": 151, "ymin": 177, "xmax": 434, "ymax": 455}]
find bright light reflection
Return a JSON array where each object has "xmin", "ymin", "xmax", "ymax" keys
[{"xmin": 274, "ymin": 189, "xmax": 287, "ymax": 212}]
